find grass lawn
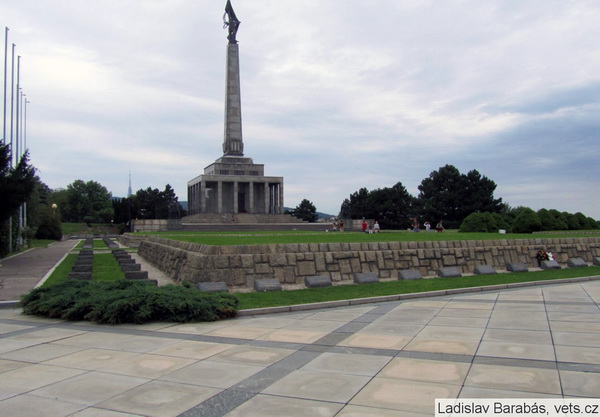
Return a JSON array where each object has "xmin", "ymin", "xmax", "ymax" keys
[
  {"xmin": 42, "ymin": 253, "xmax": 123, "ymax": 287},
  {"xmin": 39, "ymin": 232, "xmax": 600, "ymax": 313},
  {"xmin": 235, "ymin": 266, "xmax": 600, "ymax": 309},
  {"xmin": 132, "ymin": 230, "xmax": 600, "ymax": 246}
]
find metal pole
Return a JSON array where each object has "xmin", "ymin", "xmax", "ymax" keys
[
  {"xmin": 23, "ymin": 99, "xmax": 29, "ymax": 232},
  {"xmin": 15, "ymin": 56, "xmax": 19, "ymax": 163},
  {"xmin": 8, "ymin": 43, "xmax": 14, "ymax": 252},
  {"xmin": 24, "ymin": 99, "xmax": 28, "ymax": 151},
  {"xmin": 9, "ymin": 44, "xmax": 14, "ymax": 167},
  {"xmin": 2, "ymin": 27, "xmax": 8, "ymax": 145}
]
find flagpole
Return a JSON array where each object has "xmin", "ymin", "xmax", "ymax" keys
[
  {"xmin": 2, "ymin": 27, "xmax": 8, "ymax": 145},
  {"xmin": 15, "ymin": 56, "xmax": 20, "ymax": 163},
  {"xmin": 9, "ymin": 44, "xmax": 14, "ymax": 167},
  {"xmin": 8, "ymin": 43, "xmax": 14, "ymax": 252}
]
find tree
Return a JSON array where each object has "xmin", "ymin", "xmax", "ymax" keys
[
  {"xmin": 511, "ymin": 208, "xmax": 542, "ymax": 233},
  {"xmin": 459, "ymin": 212, "xmax": 499, "ymax": 233},
  {"xmin": 0, "ymin": 145, "xmax": 36, "ymax": 255},
  {"xmin": 417, "ymin": 165, "xmax": 503, "ymax": 228},
  {"xmin": 0, "ymin": 145, "xmax": 36, "ymax": 223},
  {"xmin": 64, "ymin": 180, "xmax": 114, "ymax": 223},
  {"xmin": 34, "ymin": 205, "xmax": 62, "ymax": 240},
  {"xmin": 340, "ymin": 182, "xmax": 415, "ymax": 229},
  {"xmin": 368, "ymin": 182, "xmax": 416, "ymax": 229},
  {"xmin": 131, "ymin": 184, "xmax": 184, "ymax": 220},
  {"xmin": 289, "ymin": 199, "xmax": 318, "ymax": 222}
]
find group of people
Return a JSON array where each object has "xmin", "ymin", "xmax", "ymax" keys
[
  {"xmin": 361, "ymin": 219, "xmax": 381, "ymax": 233},
  {"xmin": 412, "ymin": 218, "xmax": 444, "ymax": 233}
]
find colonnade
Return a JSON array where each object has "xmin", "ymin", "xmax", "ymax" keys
[{"xmin": 188, "ymin": 177, "xmax": 283, "ymax": 215}]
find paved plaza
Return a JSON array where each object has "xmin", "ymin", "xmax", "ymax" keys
[{"xmin": 1, "ymin": 277, "xmax": 600, "ymax": 416}]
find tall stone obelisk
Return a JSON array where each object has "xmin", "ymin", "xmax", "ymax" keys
[
  {"xmin": 186, "ymin": 0, "xmax": 284, "ymax": 217},
  {"xmin": 223, "ymin": 0, "xmax": 244, "ymax": 156}
]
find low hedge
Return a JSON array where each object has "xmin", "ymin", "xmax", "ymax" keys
[{"xmin": 20, "ymin": 280, "xmax": 238, "ymax": 324}]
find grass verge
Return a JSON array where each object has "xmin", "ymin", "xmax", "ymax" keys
[
  {"xmin": 42, "ymin": 253, "xmax": 124, "ymax": 287},
  {"xmin": 234, "ymin": 267, "xmax": 600, "ymax": 310},
  {"xmin": 132, "ymin": 230, "xmax": 599, "ymax": 246}
]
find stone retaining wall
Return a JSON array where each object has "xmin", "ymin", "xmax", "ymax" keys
[{"xmin": 118, "ymin": 235, "xmax": 600, "ymax": 289}]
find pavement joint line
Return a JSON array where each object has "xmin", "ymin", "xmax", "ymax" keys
[{"xmin": 3, "ymin": 281, "xmax": 600, "ymax": 415}]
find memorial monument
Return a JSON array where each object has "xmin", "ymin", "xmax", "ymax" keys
[{"xmin": 187, "ymin": 0, "xmax": 284, "ymax": 216}]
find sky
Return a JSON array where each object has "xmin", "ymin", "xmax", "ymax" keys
[{"xmin": 2, "ymin": 0, "xmax": 599, "ymax": 219}]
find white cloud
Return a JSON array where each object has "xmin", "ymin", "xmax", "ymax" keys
[{"xmin": 2, "ymin": 0, "xmax": 599, "ymax": 219}]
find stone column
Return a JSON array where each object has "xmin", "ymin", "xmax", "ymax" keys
[
  {"xmin": 233, "ymin": 181, "xmax": 239, "ymax": 214},
  {"xmin": 200, "ymin": 180, "xmax": 206, "ymax": 213},
  {"xmin": 278, "ymin": 182, "xmax": 284, "ymax": 214},
  {"xmin": 264, "ymin": 182, "xmax": 269, "ymax": 214},
  {"xmin": 248, "ymin": 181, "xmax": 254, "ymax": 214},
  {"xmin": 217, "ymin": 181, "xmax": 223, "ymax": 213}
]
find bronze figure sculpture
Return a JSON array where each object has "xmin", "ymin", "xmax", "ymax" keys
[{"xmin": 223, "ymin": 0, "xmax": 240, "ymax": 44}]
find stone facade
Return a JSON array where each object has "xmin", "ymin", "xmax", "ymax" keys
[{"xmin": 117, "ymin": 235, "xmax": 600, "ymax": 290}]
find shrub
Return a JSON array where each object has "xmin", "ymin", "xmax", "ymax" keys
[
  {"xmin": 21, "ymin": 280, "xmax": 238, "ymax": 324},
  {"xmin": 511, "ymin": 208, "xmax": 542, "ymax": 233},
  {"xmin": 459, "ymin": 212, "xmax": 499, "ymax": 233}
]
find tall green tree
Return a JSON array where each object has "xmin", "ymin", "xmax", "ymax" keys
[
  {"xmin": 289, "ymin": 199, "xmax": 318, "ymax": 222},
  {"xmin": 417, "ymin": 165, "xmax": 503, "ymax": 228},
  {"xmin": 64, "ymin": 180, "xmax": 114, "ymax": 223},
  {"xmin": 368, "ymin": 182, "xmax": 416, "ymax": 229},
  {"xmin": 0, "ymin": 145, "xmax": 36, "ymax": 223},
  {"xmin": 340, "ymin": 182, "xmax": 416, "ymax": 229},
  {"xmin": 131, "ymin": 184, "xmax": 184, "ymax": 220},
  {"xmin": 0, "ymin": 145, "xmax": 36, "ymax": 255}
]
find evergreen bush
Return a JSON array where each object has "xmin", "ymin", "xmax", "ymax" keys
[
  {"xmin": 21, "ymin": 280, "xmax": 238, "ymax": 324},
  {"xmin": 459, "ymin": 212, "xmax": 499, "ymax": 233},
  {"xmin": 511, "ymin": 208, "xmax": 542, "ymax": 233}
]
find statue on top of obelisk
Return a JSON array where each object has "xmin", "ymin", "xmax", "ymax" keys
[
  {"xmin": 222, "ymin": 0, "xmax": 244, "ymax": 157},
  {"xmin": 223, "ymin": 0, "xmax": 240, "ymax": 44}
]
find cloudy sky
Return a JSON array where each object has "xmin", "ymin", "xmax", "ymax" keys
[{"xmin": 2, "ymin": 0, "xmax": 599, "ymax": 218}]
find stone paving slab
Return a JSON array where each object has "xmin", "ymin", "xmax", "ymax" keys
[{"xmin": 1, "ymin": 280, "xmax": 600, "ymax": 416}]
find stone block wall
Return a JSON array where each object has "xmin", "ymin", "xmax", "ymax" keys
[{"xmin": 118, "ymin": 235, "xmax": 600, "ymax": 289}]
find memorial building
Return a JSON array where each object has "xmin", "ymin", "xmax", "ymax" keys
[{"xmin": 187, "ymin": 1, "xmax": 284, "ymax": 216}]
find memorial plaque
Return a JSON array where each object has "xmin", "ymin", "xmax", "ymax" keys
[
  {"xmin": 567, "ymin": 258, "xmax": 588, "ymax": 268},
  {"xmin": 437, "ymin": 267, "xmax": 462, "ymax": 278},
  {"xmin": 540, "ymin": 260, "xmax": 561, "ymax": 270},
  {"xmin": 474, "ymin": 265, "xmax": 497, "ymax": 275},
  {"xmin": 72, "ymin": 264, "xmax": 93, "ymax": 273},
  {"xmin": 121, "ymin": 263, "xmax": 141, "ymax": 272},
  {"xmin": 68, "ymin": 272, "xmax": 92, "ymax": 280},
  {"xmin": 399, "ymin": 269, "xmax": 422, "ymax": 280},
  {"xmin": 198, "ymin": 282, "xmax": 229, "ymax": 292},
  {"xmin": 254, "ymin": 278, "xmax": 282, "ymax": 292},
  {"xmin": 507, "ymin": 262, "xmax": 528, "ymax": 272},
  {"xmin": 354, "ymin": 272, "xmax": 379, "ymax": 284},
  {"xmin": 304, "ymin": 275, "xmax": 332, "ymax": 288},
  {"xmin": 125, "ymin": 271, "xmax": 149, "ymax": 280}
]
